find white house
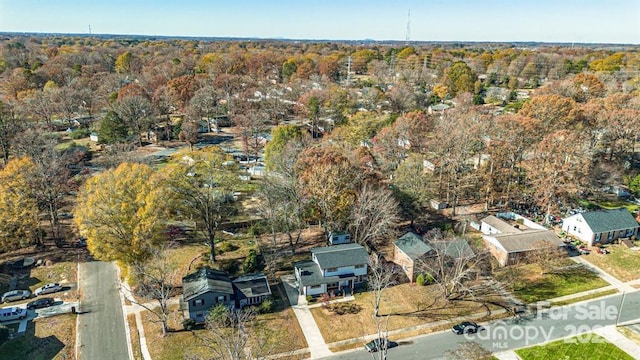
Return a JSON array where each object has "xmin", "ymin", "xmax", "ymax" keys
[
  {"xmin": 293, "ymin": 243, "xmax": 368, "ymax": 297},
  {"xmin": 562, "ymin": 208, "xmax": 639, "ymax": 246}
]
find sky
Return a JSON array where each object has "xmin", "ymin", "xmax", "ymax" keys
[{"xmin": 0, "ymin": 0, "xmax": 638, "ymax": 44}]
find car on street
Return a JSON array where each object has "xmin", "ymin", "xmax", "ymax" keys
[
  {"xmin": 34, "ymin": 283, "xmax": 63, "ymax": 296},
  {"xmin": 452, "ymin": 321, "xmax": 484, "ymax": 335},
  {"xmin": 0, "ymin": 307, "xmax": 27, "ymax": 322},
  {"xmin": 1, "ymin": 289, "xmax": 31, "ymax": 302},
  {"xmin": 27, "ymin": 297, "xmax": 55, "ymax": 310},
  {"xmin": 364, "ymin": 338, "xmax": 398, "ymax": 352}
]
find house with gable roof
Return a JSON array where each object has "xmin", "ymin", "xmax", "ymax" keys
[
  {"xmin": 293, "ymin": 243, "xmax": 369, "ymax": 297},
  {"xmin": 480, "ymin": 214, "xmax": 565, "ymax": 266},
  {"xmin": 562, "ymin": 208, "xmax": 639, "ymax": 246},
  {"xmin": 181, "ymin": 268, "xmax": 272, "ymax": 323},
  {"xmin": 393, "ymin": 231, "xmax": 474, "ymax": 282}
]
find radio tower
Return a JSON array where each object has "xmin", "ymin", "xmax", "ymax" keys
[
  {"xmin": 405, "ymin": 9, "xmax": 410, "ymax": 43},
  {"xmin": 88, "ymin": 25, "xmax": 92, "ymax": 35}
]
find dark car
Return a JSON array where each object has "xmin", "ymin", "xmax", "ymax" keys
[
  {"xmin": 452, "ymin": 321, "xmax": 484, "ymax": 335},
  {"xmin": 27, "ymin": 297, "xmax": 54, "ymax": 310},
  {"xmin": 364, "ymin": 338, "xmax": 398, "ymax": 352}
]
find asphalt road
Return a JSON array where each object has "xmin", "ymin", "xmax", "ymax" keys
[
  {"xmin": 78, "ymin": 261, "xmax": 130, "ymax": 360},
  {"xmin": 322, "ymin": 291, "xmax": 640, "ymax": 360}
]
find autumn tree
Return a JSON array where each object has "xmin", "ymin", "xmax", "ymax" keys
[
  {"xmin": 116, "ymin": 95, "xmax": 151, "ymax": 147},
  {"xmin": 443, "ymin": 61, "xmax": 476, "ymax": 97},
  {"xmin": 391, "ymin": 154, "xmax": 435, "ymax": 223},
  {"xmin": 519, "ymin": 94, "xmax": 579, "ymax": 132},
  {"xmin": 525, "ymin": 130, "xmax": 590, "ymax": 224},
  {"xmin": 164, "ymin": 147, "xmax": 239, "ymax": 263},
  {"xmin": 74, "ymin": 162, "xmax": 168, "ymax": 264},
  {"xmin": 264, "ymin": 125, "xmax": 307, "ymax": 171},
  {"xmin": 0, "ymin": 157, "xmax": 39, "ymax": 252},
  {"xmin": 0, "ymin": 100, "xmax": 21, "ymax": 165},
  {"xmin": 296, "ymin": 146, "xmax": 365, "ymax": 238}
]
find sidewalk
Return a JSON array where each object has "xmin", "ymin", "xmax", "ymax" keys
[
  {"xmin": 594, "ymin": 325, "xmax": 640, "ymax": 358},
  {"xmin": 280, "ymin": 275, "xmax": 333, "ymax": 359}
]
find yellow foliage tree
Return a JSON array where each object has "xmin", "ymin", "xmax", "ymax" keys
[
  {"xmin": 0, "ymin": 157, "xmax": 39, "ymax": 251},
  {"xmin": 74, "ymin": 163, "xmax": 168, "ymax": 264}
]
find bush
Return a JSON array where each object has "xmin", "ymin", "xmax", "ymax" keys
[
  {"xmin": 423, "ymin": 274, "xmax": 435, "ymax": 285},
  {"xmin": 69, "ymin": 128, "xmax": 90, "ymax": 139},
  {"xmin": 259, "ymin": 299, "xmax": 274, "ymax": 314},
  {"xmin": 242, "ymin": 249, "xmax": 261, "ymax": 273},
  {"xmin": 330, "ymin": 303, "xmax": 362, "ymax": 315},
  {"xmin": 416, "ymin": 274, "xmax": 426, "ymax": 286},
  {"xmin": 218, "ymin": 241, "xmax": 238, "ymax": 253},
  {"xmin": 306, "ymin": 295, "xmax": 313, "ymax": 303}
]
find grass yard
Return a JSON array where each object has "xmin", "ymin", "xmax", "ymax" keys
[
  {"xmin": 551, "ymin": 288, "xmax": 618, "ymax": 306},
  {"xmin": 312, "ymin": 283, "xmax": 503, "ymax": 343},
  {"xmin": 496, "ymin": 262, "xmax": 609, "ymax": 303},
  {"xmin": 142, "ymin": 291, "xmax": 307, "ymax": 360},
  {"xmin": 516, "ymin": 334, "xmax": 635, "ymax": 360},
  {"xmin": 581, "ymin": 245, "xmax": 640, "ymax": 282},
  {"xmin": 0, "ymin": 314, "xmax": 76, "ymax": 360}
]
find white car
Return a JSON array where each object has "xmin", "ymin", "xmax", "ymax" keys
[
  {"xmin": 34, "ymin": 283, "xmax": 63, "ymax": 296},
  {"xmin": 1, "ymin": 289, "xmax": 31, "ymax": 302}
]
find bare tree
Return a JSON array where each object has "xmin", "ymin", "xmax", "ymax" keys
[
  {"xmin": 368, "ymin": 257, "xmax": 397, "ymax": 360},
  {"xmin": 416, "ymin": 230, "xmax": 488, "ymax": 301},
  {"xmin": 349, "ymin": 183, "xmax": 400, "ymax": 248},
  {"xmin": 116, "ymin": 95, "xmax": 152, "ymax": 147},
  {"xmin": 193, "ymin": 306, "xmax": 273, "ymax": 360},
  {"xmin": 258, "ymin": 173, "xmax": 306, "ymax": 254},
  {"xmin": 127, "ymin": 243, "xmax": 179, "ymax": 336}
]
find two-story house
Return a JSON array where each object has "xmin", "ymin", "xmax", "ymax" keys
[
  {"xmin": 293, "ymin": 243, "xmax": 369, "ymax": 297},
  {"xmin": 562, "ymin": 208, "xmax": 639, "ymax": 246},
  {"xmin": 181, "ymin": 268, "xmax": 272, "ymax": 323},
  {"xmin": 181, "ymin": 268, "xmax": 235, "ymax": 324}
]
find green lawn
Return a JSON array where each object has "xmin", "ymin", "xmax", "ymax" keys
[
  {"xmin": 582, "ymin": 245, "xmax": 640, "ymax": 282},
  {"xmin": 516, "ymin": 334, "xmax": 635, "ymax": 360},
  {"xmin": 497, "ymin": 262, "xmax": 609, "ymax": 303}
]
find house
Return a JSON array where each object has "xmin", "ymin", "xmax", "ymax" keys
[
  {"xmin": 328, "ymin": 232, "xmax": 351, "ymax": 245},
  {"xmin": 393, "ymin": 232, "xmax": 474, "ymax": 282},
  {"xmin": 293, "ymin": 243, "xmax": 368, "ymax": 297},
  {"xmin": 562, "ymin": 208, "xmax": 639, "ymax": 246},
  {"xmin": 181, "ymin": 268, "xmax": 273, "ymax": 323},
  {"xmin": 181, "ymin": 268, "xmax": 235, "ymax": 323},
  {"xmin": 232, "ymin": 273, "xmax": 272, "ymax": 309},
  {"xmin": 481, "ymin": 215, "xmax": 565, "ymax": 266},
  {"xmin": 393, "ymin": 232, "xmax": 433, "ymax": 282}
]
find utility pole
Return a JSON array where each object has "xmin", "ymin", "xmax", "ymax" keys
[
  {"xmin": 405, "ymin": 9, "xmax": 411, "ymax": 44},
  {"xmin": 346, "ymin": 56, "xmax": 352, "ymax": 86}
]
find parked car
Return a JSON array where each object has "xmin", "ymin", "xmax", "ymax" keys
[
  {"xmin": 364, "ymin": 338, "xmax": 398, "ymax": 352},
  {"xmin": 452, "ymin": 321, "xmax": 485, "ymax": 335},
  {"xmin": 597, "ymin": 247, "xmax": 610, "ymax": 255},
  {"xmin": 27, "ymin": 297, "xmax": 55, "ymax": 310},
  {"xmin": 34, "ymin": 283, "xmax": 63, "ymax": 296},
  {"xmin": 1, "ymin": 289, "xmax": 31, "ymax": 302},
  {"xmin": 0, "ymin": 307, "xmax": 27, "ymax": 322},
  {"xmin": 578, "ymin": 246, "xmax": 591, "ymax": 255}
]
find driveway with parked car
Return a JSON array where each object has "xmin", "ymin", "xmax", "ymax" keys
[{"xmin": 1, "ymin": 289, "xmax": 31, "ymax": 302}]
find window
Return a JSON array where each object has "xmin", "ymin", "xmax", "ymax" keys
[
  {"xmin": 326, "ymin": 267, "xmax": 338, "ymax": 272},
  {"xmin": 217, "ymin": 295, "xmax": 226, "ymax": 303},
  {"xmin": 193, "ymin": 299, "xmax": 204, "ymax": 306},
  {"xmin": 310, "ymin": 285, "xmax": 322, "ymax": 289},
  {"xmin": 355, "ymin": 264, "xmax": 365, "ymax": 269}
]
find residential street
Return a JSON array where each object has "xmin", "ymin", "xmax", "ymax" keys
[
  {"xmin": 77, "ymin": 261, "xmax": 130, "ymax": 360},
  {"xmin": 322, "ymin": 291, "xmax": 640, "ymax": 360}
]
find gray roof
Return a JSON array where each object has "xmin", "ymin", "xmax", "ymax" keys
[
  {"xmin": 492, "ymin": 230, "xmax": 564, "ymax": 253},
  {"xmin": 311, "ymin": 243, "xmax": 368, "ymax": 269},
  {"xmin": 232, "ymin": 273, "xmax": 271, "ymax": 298},
  {"xmin": 294, "ymin": 260, "xmax": 357, "ymax": 287},
  {"xmin": 481, "ymin": 215, "xmax": 520, "ymax": 234},
  {"xmin": 394, "ymin": 232, "xmax": 433, "ymax": 260},
  {"xmin": 432, "ymin": 239, "xmax": 474, "ymax": 258},
  {"xmin": 579, "ymin": 208, "xmax": 639, "ymax": 233},
  {"xmin": 182, "ymin": 267, "xmax": 234, "ymax": 301}
]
